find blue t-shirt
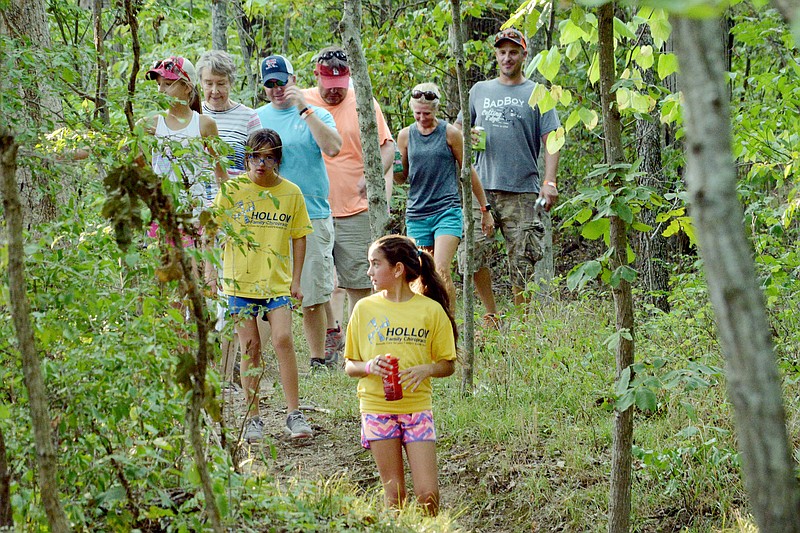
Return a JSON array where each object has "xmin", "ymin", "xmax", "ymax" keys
[{"xmin": 255, "ymin": 104, "xmax": 334, "ymax": 220}]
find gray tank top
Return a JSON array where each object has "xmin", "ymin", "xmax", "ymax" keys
[{"xmin": 407, "ymin": 119, "xmax": 461, "ymax": 219}]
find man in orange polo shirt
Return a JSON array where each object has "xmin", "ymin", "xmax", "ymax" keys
[{"xmin": 303, "ymin": 45, "xmax": 395, "ymax": 365}]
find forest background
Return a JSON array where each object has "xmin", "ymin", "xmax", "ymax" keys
[{"xmin": 2, "ymin": 0, "xmax": 800, "ymax": 531}]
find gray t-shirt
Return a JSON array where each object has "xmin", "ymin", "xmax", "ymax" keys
[{"xmin": 465, "ymin": 78, "xmax": 560, "ymax": 194}]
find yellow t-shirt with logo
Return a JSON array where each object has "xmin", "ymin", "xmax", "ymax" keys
[
  {"xmin": 214, "ymin": 176, "xmax": 312, "ymax": 298},
  {"xmin": 345, "ymin": 292, "xmax": 457, "ymax": 414}
]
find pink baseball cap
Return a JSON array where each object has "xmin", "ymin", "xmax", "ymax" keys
[
  {"xmin": 316, "ymin": 64, "xmax": 350, "ymax": 89},
  {"xmin": 146, "ymin": 56, "xmax": 197, "ymax": 85}
]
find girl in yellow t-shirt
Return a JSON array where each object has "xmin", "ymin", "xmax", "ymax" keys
[{"xmin": 344, "ymin": 235, "xmax": 458, "ymax": 516}]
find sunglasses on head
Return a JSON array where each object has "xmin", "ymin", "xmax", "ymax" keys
[
  {"xmin": 412, "ymin": 90, "xmax": 439, "ymax": 101},
  {"xmin": 318, "ymin": 50, "xmax": 347, "ymax": 62},
  {"xmin": 153, "ymin": 57, "xmax": 189, "ymax": 79},
  {"xmin": 495, "ymin": 29, "xmax": 526, "ymax": 46},
  {"xmin": 264, "ymin": 79, "xmax": 289, "ymax": 89}
]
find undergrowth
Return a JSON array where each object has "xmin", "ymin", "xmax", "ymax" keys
[{"xmin": 3, "ymin": 202, "xmax": 796, "ymax": 531}]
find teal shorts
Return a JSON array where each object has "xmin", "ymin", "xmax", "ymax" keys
[{"xmin": 406, "ymin": 206, "xmax": 463, "ymax": 247}]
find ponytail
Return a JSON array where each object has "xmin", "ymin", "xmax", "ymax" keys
[
  {"xmin": 371, "ymin": 235, "xmax": 458, "ymax": 345},
  {"xmin": 416, "ymin": 249, "xmax": 458, "ymax": 344},
  {"xmin": 188, "ymin": 86, "xmax": 202, "ymax": 114}
]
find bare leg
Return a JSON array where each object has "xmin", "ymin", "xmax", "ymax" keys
[
  {"xmin": 429, "ymin": 235, "xmax": 460, "ymax": 314},
  {"xmin": 303, "ymin": 303, "xmax": 328, "ymax": 361},
  {"xmin": 473, "ymin": 267, "xmax": 498, "ymax": 315},
  {"xmin": 345, "ymin": 287, "xmax": 372, "ymax": 318},
  {"xmin": 369, "ymin": 438, "xmax": 407, "ymax": 510},
  {"xmin": 405, "ymin": 441, "xmax": 440, "ymax": 516},
  {"xmin": 327, "ymin": 286, "xmax": 347, "ymax": 328},
  {"xmin": 235, "ymin": 316, "xmax": 262, "ymax": 419},
  {"xmin": 266, "ymin": 306, "xmax": 300, "ymax": 412}
]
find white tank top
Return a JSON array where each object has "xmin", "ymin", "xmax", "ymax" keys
[{"xmin": 151, "ymin": 112, "xmax": 209, "ymax": 207}]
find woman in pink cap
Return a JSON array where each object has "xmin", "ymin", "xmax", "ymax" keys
[{"xmin": 145, "ymin": 55, "xmax": 226, "ymax": 211}]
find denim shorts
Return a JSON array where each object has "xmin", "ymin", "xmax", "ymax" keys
[
  {"xmin": 227, "ymin": 295, "xmax": 291, "ymax": 320},
  {"xmin": 360, "ymin": 410, "xmax": 436, "ymax": 449},
  {"xmin": 406, "ymin": 206, "xmax": 463, "ymax": 247}
]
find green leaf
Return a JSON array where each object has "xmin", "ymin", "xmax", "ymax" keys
[
  {"xmin": 657, "ymin": 53, "xmax": 679, "ymax": 80},
  {"xmin": 680, "ymin": 401, "xmax": 698, "ymax": 422},
  {"xmin": 565, "ymin": 109, "xmax": 582, "ymax": 131},
  {"xmin": 578, "ymin": 107, "xmax": 599, "ymax": 130},
  {"xmin": 615, "ymin": 366, "xmax": 632, "ymax": 396},
  {"xmin": 528, "ymin": 83, "xmax": 548, "ymax": 110},
  {"xmin": 546, "ymin": 127, "xmax": 565, "ymax": 153},
  {"xmin": 538, "ymin": 47, "xmax": 562, "ymax": 82},
  {"xmin": 613, "ymin": 17, "xmax": 637, "ymax": 41},
  {"xmin": 635, "ymin": 45, "xmax": 654, "ymax": 70},
  {"xmin": 0, "ymin": 403, "xmax": 9, "ymax": 419},
  {"xmin": 588, "ymin": 53, "xmax": 600, "ymax": 85},
  {"xmin": 560, "ymin": 19, "xmax": 589, "ymax": 45},
  {"xmin": 648, "ymin": 9, "xmax": 672, "ymax": 47},
  {"xmin": 616, "ymin": 390, "xmax": 635, "ymax": 412},
  {"xmin": 581, "ymin": 218, "xmax": 609, "ymax": 240},
  {"xmin": 537, "ymin": 90, "xmax": 557, "ymax": 114},
  {"xmin": 566, "ymin": 260, "xmax": 603, "ymax": 291},
  {"xmin": 634, "ymin": 387, "xmax": 657, "ymax": 413}
]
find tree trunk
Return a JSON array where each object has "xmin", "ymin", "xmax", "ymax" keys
[
  {"xmin": 92, "ymin": 0, "xmax": 109, "ymax": 124},
  {"xmin": 597, "ymin": 4, "xmax": 635, "ymax": 532},
  {"xmin": 0, "ymin": 132, "xmax": 71, "ymax": 532},
  {"xmin": 0, "ymin": 0, "xmax": 64, "ymax": 228},
  {"xmin": 674, "ymin": 16, "xmax": 800, "ymax": 532},
  {"xmin": 211, "ymin": 0, "xmax": 228, "ymax": 51},
  {"xmin": 232, "ymin": 0, "xmax": 258, "ymax": 106},
  {"xmin": 448, "ymin": 0, "xmax": 476, "ymax": 393},
  {"xmin": 341, "ymin": 0, "xmax": 389, "ymax": 239},
  {"xmin": 0, "ymin": 426, "xmax": 11, "ymax": 528},
  {"xmin": 633, "ymin": 24, "xmax": 670, "ymax": 313}
]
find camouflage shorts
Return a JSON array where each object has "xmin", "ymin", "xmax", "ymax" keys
[{"xmin": 458, "ymin": 191, "xmax": 545, "ymax": 289}]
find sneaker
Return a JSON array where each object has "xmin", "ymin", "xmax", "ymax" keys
[
  {"xmin": 243, "ymin": 416, "xmax": 264, "ymax": 443},
  {"xmin": 325, "ymin": 326, "xmax": 344, "ymax": 361},
  {"xmin": 482, "ymin": 313, "xmax": 502, "ymax": 330},
  {"xmin": 285, "ymin": 410, "xmax": 313, "ymax": 439},
  {"xmin": 310, "ymin": 358, "xmax": 328, "ymax": 370}
]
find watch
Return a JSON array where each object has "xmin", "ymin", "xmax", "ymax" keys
[{"xmin": 480, "ymin": 204, "xmax": 491, "ymax": 213}]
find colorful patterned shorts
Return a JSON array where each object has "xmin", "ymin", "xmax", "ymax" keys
[{"xmin": 360, "ymin": 410, "xmax": 436, "ymax": 449}]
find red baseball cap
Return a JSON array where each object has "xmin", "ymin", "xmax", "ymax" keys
[
  {"xmin": 316, "ymin": 64, "xmax": 350, "ymax": 89},
  {"xmin": 494, "ymin": 28, "xmax": 527, "ymax": 50}
]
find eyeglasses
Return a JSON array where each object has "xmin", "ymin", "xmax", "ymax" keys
[
  {"xmin": 317, "ymin": 50, "xmax": 347, "ymax": 63},
  {"xmin": 264, "ymin": 79, "xmax": 288, "ymax": 89},
  {"xmin": 247, "ymin": 154, "xmax": 278, "ymax": 166},
  {"xmin": 153, "ymin": 57, "xmax": 189, "ymax": 80},
  {"xmin": 412, "ymin": 90, "xmax": 439, "ymax": 101}
]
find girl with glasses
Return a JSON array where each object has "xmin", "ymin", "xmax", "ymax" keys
[{"xmin": 394, "ymin": 83, "xmax": 494, "ymax": 312}]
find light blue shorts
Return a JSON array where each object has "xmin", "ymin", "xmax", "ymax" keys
[
  {"xmin": 406, "ymin": 207, "xmax": 463, "ymax": 247},
  {"xmin": 227, "ymin": 295, "xmax": 291, "ymax": 320}
]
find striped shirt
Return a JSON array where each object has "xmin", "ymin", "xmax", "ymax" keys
[{"xmin": 202, "ymin": 102, "xmax": 261, "ymax": 171}]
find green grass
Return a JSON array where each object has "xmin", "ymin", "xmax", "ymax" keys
[{"xmin": 0, "ymin": 221, "xmax": 780, "ymax": 531}]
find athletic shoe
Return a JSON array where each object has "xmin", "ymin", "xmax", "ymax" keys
[
  {"xmin": 285, "ymin": 410, "xmax": 313, "ymax": 439},
  {"xmin": 243, "ymin": 416, "xmax": 264, "ymax": 443},
  {"xmin": 310, "ymin": 358, "xmax": 328, "ymax": 370},
  {"xmin": 482, "ymin": 313, "xmax": 502, "ymax": 330},
  {"xmin": 325, "ymin": 326, "xmax": 344, "ymax": 359}
]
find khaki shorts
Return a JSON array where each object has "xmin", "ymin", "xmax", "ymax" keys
[
  {"xmin": 458, "ymin": 191, "xmax": 544, "ymax": 289},
  {"xmin": 333, "ymin": 211, "xmax": 373, "ymax": 290},
  {"xmin": 301, "ymin": 217, "xmax": 335, "ymax": 307}
]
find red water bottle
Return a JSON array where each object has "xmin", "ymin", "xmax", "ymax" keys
[{"xmin": 382, "ymin": 355, "xmax": 403, "ymax": 401}]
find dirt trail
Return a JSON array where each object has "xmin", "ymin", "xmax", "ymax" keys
[{"xmin": 218, "ymin": 367, "xmax": 524, "ymax": 532}]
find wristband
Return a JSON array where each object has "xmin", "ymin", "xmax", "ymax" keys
[
  {"xmin": 480, "ymin": 203, "xmax": 491, "ymax": 213},
  {"xmin": 543, "ymin": 180, "xmax": 558, "ymax": 190},
  {"xmin": 298, "ymin": 107, "xmax": 309, "ymax": 116},
  {"xmin": 300, "ymin": 107, "xmax": 315, "ymax": 120},
  {"xmin": 365, "ymin": 360, "xmax": 373, "ymax": 375}
]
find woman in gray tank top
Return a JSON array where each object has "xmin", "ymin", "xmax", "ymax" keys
[{"xmin": 393, "ymin": 83, "xmax": 494, "ymax": 311}]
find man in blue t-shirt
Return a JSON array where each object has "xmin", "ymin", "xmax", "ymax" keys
[
  {"xmin": 457, "ymin": 28, "xmax": 561, "ymax": 326},
  {"xmin": 256, "ymin": 54, "xmax": 343, "ymax": 368}
]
